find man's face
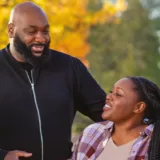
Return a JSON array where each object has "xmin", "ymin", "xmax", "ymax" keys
[
  {"xmin": 9, "ymin": 9, "xmax": 51, "ymax": 66},
  {"xmin": 14, "ymin": 32, "xmax": 50, "ymax": 66}
]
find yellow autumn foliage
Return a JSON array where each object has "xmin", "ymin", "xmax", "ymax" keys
[{"xmin": 0, "ymin": 0, "xmax": 126, "ymax": 65}]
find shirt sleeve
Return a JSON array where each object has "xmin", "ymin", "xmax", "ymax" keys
[
  {"xmin": 72, "ymin": 123, "xmax": 100, "ymax": 160},
  {"xmin": 71, "ymin": 58, "xmax": 106, "ymax": 122},
  {"xmin": 72, "ymin": 133, "xmax": 83, "ymax": 160}
]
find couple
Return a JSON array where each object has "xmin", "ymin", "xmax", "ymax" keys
[
  {"xmin": 72, "ymin": 76, "xmax": 160, "ymax": 160},
  {"xmin": 1, "ymin": 1, "xmax": 159, "ymax": 160}
]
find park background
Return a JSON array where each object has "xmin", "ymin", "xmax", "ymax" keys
[{"xmin": 0, "ymin": 0, "xmax": 160, "ymax": 143}]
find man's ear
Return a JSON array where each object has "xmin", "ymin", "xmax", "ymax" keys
[
  {"xmin": 8, "ymin": 23, "xmax": 15, "ymax": 38},
  {"xmin": 133, "ymin": 102, "xmax": 146, "ymax": 114}
]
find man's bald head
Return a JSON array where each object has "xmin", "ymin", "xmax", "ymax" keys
[
  {"xmin": 8, "ymin": 2, "xmax": 50, "ymax": 65},
  {"xmin": 9, "ymin": 2, "xmax": 48, "ymax": 24}
]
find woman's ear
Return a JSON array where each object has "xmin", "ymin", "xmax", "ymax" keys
[
  {"xmin": 8, "ymin": 23, "xmax": 15, "ymax": 38},
  {"xmin": 133, "ymin": 102, "xmax": 146, "ymax": 114}
]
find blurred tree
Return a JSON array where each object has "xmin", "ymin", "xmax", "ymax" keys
[
  {"xmin": 0, "ymin": 0, "xmax": 125, "ymax": 65},
  {"xmin": 88, "ymin": 0, "xmax": 160, "ymax": 92},
  {"xmin": 141, "ymin": 0, "xmax": 160, "ymax": 31}
]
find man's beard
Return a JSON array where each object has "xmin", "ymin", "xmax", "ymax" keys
[{"xmin": 13, "ymin": 33, "xmax": 50, "ymax": 67}]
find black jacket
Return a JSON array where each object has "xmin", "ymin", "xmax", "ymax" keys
[{"xmin": 0, "ymin": 46, "xmax": 106, "ymax": 160}]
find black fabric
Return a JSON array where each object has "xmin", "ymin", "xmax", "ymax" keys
[
  {"xmin": 19, "ymin": 62, "xmax": 33, "ymax": 80},
  {"xmin": 0, "ymin": 45, "xmax": 106, "ymax": 160},
  {"xmin": 0, "ymin": 150, "xmax": 8, "ymax": 160}
]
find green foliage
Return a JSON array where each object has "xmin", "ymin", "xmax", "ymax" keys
[
  {"xmin": 88, "ymin": 0, "xmax": 160, "ymax": 90},
  {"xmin": 142, "ymin": 0, "xmax": 160, "ymax": 36},
  {"xmin": 72, "ymin": 112, "xmax": 93, "ymax": 133}
]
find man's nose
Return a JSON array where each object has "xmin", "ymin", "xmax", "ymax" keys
[{"xmin": 35, "ymin": 31, "xmax": 45, "ymax": 43}]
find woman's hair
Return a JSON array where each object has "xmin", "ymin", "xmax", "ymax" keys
[{"xmin": 128, "ymin": 76, "xmax": 160, "ymax": 160}]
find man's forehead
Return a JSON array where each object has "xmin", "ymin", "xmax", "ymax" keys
[
  {"xmin": 21, "ymin": 10, "xmax": 47, "ymax": 21},
  {"xmin": 17, "ymin": 12, "xmax": 49, "ymax": 27}
]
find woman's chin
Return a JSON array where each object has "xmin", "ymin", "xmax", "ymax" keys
[{"xmin": 101, "ymin": 113, "xmax": 109, "ymax": 120}]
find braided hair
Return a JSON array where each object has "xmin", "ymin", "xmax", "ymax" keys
[{"xmin": 127, "ymin": 76, "xmax": 160, "ymax": 160}]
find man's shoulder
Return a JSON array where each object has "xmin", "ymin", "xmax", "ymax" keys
[
  {"xmin": 49, "ymin": 49, "xmax": 76, "ymax": 61},
  {"xmin": 0, "ymin": 48, "xmax": 7, "ymax": 59},
  {"xmin": 0, "ymin": 48, "xmax": 5, "ymax": 54},
  {"xmin": 48, "ymin": 49, "xmax": 83, "ymax": 69}
]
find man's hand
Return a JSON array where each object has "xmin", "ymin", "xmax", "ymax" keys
[{"xmin": 4, "ymin": 150, "xmax": 32, "ymax": 160}]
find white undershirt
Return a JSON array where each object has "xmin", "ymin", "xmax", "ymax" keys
[{"xmin": 96, "ymin": 137, "xmax": 136, "ymax": 160}]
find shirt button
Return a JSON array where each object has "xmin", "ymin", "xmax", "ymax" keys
[{"xmin": 139, "ymin": 132, "xmax": 145, "ymax": 136}]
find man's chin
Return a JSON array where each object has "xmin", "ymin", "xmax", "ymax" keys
[{"xmin": 32, "ymin": 52, "xmax": 43, "ymax": 57}]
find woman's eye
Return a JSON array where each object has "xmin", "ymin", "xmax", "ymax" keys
[
  {"xmin": 109, "ymin": 90, "xmax": 113, "ymax": 94},
  {"xmin": 115, "ymin": 93, "xmax": 121, "ymax": 97},
  {"xmin": 109, "ymin": 91, "xmax": 121, "ymax": 97}
]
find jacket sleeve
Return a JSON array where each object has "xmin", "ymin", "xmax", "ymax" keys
[
  {"xmin": 72, "ymin": 58, "xmax": 106, "ymax": 122},
  {"xmin": 0, "ymin": 149, "xmax": 8, "ymax": 160}
]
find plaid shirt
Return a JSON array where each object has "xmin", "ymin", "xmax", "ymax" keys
[{"xmin": 72, "ymin": 121, "xmax": 154, "ymax": 160}]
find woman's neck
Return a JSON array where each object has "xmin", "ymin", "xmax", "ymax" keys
[{"xmin": 111, "ymin": 121, "xmax": 147, "ymax": 146}]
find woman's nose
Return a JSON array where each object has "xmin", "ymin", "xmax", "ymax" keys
[{"xmin": 106, "ymin": 93, "xmax": 113, "ymax": 101}]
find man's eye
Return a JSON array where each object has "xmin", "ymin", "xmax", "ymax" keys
[
  {"xmin": 43, "ymin": 30, "xmax": 49, "ymax": 34},
  {"xmin": 27, "ymin": 31, "xmax": 36, "ymax": 34}
]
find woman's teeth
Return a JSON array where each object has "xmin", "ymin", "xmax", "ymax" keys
[{"xmin": 104, "ymin": 104, "xmax": 111, "ymax": 108}]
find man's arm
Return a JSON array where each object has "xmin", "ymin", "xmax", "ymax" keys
[{"xmin": 72, "ymin": 58, "xmax": 106, "ymax": 122}]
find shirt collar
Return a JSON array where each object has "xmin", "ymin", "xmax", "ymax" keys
[
  {"xmin": 103, "ymin": 121, "xmax": 154, "ymax": 137},
  {"xmin": 143, "ymin": 124, "xmax": 154, "ymax": 137},
  {"xmin": 103, "ymin": 121, "xmax": 114, "ymax": 132}
]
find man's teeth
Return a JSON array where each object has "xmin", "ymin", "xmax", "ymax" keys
[{"xmin": 104, "ymin": 104, "xmax": 111, "ymax": 108}]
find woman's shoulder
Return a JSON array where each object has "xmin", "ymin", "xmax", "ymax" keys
[{"xmin": 82, "ymin": 121, "xmax": 114, "ymax": 135}]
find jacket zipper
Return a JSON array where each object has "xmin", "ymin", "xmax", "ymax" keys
[{"xmin": 25, "ymin": 70, "xmax": 44, "ymax": 160}]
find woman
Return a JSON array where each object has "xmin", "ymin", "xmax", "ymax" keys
[{"xmin": 72, "ymin": 76, "xmax": 160, "ymax": 160}]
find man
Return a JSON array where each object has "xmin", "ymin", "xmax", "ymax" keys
[{"xmin": 0, "ymin": 2, "xmax": 106, "ymax": 160}]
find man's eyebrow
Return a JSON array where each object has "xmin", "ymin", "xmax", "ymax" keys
[{"xmin": 27, "ymin": 24, "xmax": 50, "ymax": 28}]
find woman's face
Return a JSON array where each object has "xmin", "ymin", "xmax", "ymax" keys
[{"xmin": 102, "ymin": 78, "xmax": 141, "ymax": 123}]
